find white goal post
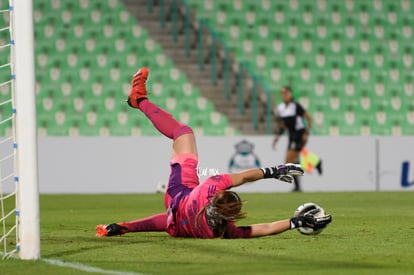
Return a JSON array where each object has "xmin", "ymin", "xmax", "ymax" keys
[{"xmin": 11, "ymin": 0, "xmax": 40, "ymax": 260}]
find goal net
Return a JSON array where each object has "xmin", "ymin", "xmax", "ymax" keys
[{"xmin": 0, "ymin": 0, "xmax": 39, "ymax": 260}]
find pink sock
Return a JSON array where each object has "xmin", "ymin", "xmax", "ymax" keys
[
  {"xmin": 124, "ymin": 213, "xmax": 168, "ymax": 232},
  {"xmin": 138, "ymin": 99, "xmax": 192, "ymax": 140}
]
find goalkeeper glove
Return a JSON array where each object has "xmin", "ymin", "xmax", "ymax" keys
[
  {"xmin": 260, "ymin": 163, "xmax": 304, "ymax": 184},
  {"xmin": 290, "ymin": 208, "xmax": 332, "ymax": 230}
]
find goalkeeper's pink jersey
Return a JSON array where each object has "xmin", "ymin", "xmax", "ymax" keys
[
  {"xmin": 166, "ymin": 174, "xmax": 231, "ymax": 238},
  {"xmin": 165, "ymin": 174, "xmax": 251, "ymax": 238}
]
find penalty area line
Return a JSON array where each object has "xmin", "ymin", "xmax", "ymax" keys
[
  {"xmin": 41, "ymin": 258, "xmax": 147, "ymax": 275},
  {"xmin": 0, "ymin": 252, "xmax": 146, "ymax": 275}
]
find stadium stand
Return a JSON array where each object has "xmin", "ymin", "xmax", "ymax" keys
[
  {"xmin": 30, "ymin": 0, "xmax": 238, "ymax": 136},
  {"xmin": 3, "ymin": 0, "xmax": 412, "ymax": 136},
  {"xmin": 186, "ymin": 0, "xmax": 414, "ymax": 136}
]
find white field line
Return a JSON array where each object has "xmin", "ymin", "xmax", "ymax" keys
[
  {"xmin": 1, "ymin": 252, "xmax": 147, "ymax": 275},
  {"xmin": 41, "ymin": 258, "xmax": 147, "ymax": 275}
]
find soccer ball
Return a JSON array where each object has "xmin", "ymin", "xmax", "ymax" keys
[
  {"xmin": 294, "ymin": 202, "xmax": 327, "ymax": 235},
  {"xmin": 155, "ymin": 182, "xmax": 166, "ymax": 193}
]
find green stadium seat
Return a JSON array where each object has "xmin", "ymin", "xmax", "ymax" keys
[
  {"xmin": 30, "ymin": 0, "xmax": 414, "ymax": 136},
  {"xmin": 203, "ymin": 123, "xmax": 236, "ymax": 136},
  {"xmin": 134, "ymin": 118, "xmax": 164, "ymax": 136}
]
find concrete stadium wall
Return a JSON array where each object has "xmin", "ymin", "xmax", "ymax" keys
[{"xmin": 35, "ymin": 136, "xmax": 414, "ymax": 194}]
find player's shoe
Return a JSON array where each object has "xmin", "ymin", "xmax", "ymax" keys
[
  {"xmin": 316, "ymin": 160, "xmax": 323, "ymax": 175},
  {"xmin": 96, "ymin": 222, "xmax": 129, "ymax": 237},
  {"xmin": 127, "ymin": 67, "xmax": 149, "ymax": 108}
]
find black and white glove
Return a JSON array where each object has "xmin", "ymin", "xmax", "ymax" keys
[
  {"xmin": 290, "ymin": 208, "xmax": 332, "ymax": 230},
  {"xmin": 260, "ymin": 163, "xmax": 304, "ymax": 184}
]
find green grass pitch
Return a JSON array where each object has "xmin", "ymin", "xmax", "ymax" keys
[{"xmin": 1, "ymin": 192, "xmax": 414, "ymax": 275}]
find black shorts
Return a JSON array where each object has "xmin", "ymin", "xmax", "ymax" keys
[{"xmin": 287, "ymin": 129, "xmax": 306, "ymax": 152}]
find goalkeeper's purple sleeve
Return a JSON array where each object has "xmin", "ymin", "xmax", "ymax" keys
[
  {"xmin": 223, "ymin": 223, "xmax": 253, "ymax": 239},
  {"xmin": 124, "ymin": 213, "xmax": 168, "ymax": 232}
]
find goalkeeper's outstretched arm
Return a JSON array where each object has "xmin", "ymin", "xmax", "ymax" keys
[
  {"xmin": 250, "ymin": 219, "xmax": 292, "ymax": 237},
  {"xmin": 248, "ymin": 211, "xmax": 333, "ymax": 237},
  {"xmin": 230, "ymin": 164, "xmax": 304, "ymax": 187}
]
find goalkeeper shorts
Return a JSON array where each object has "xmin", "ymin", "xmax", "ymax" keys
[{"xmin": 164, "ymin": 153, "xmax": 199, "ymax": 210}]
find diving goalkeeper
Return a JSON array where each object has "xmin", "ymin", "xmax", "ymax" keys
[{"xmin": 96, "ymin": 67, "xmax": 332, "ymax": 239}]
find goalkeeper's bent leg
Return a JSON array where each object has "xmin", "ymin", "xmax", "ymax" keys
[
  {"xmin": 138, "ymin": 99, "xmax": 193, "ymax": 140},
  {"xmin": 128, "ymin": 67, "xmax": 192, "ymax": 140}
]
